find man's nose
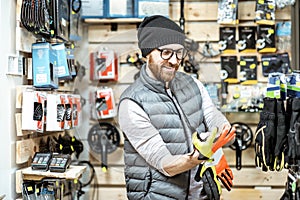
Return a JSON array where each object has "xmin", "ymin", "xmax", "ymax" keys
[{"xmin": 168, "ymin": 53, "xmax": 178, "ymax": 64}]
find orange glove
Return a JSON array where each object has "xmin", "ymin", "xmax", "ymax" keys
[
  {"xmin": 210, "ymin": 126, "xmax": 235, "ymax": 192},
  {"xmin": 212, "ymin": 126, "xmax": 236, "ymax": 153},
  {"xmin": 215, "ymin": 153, "xmax": 233, "ymax": 191}
]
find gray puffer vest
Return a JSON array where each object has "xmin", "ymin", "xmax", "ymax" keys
[{"xmin": 119, "ymin": 65, "xmax": 205, "ymax": 200}]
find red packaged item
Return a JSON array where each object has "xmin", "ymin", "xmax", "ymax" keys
[
  {"xmin": 91, "ymin": 87, "xmax": 117, "ymax": 119},
  {"xmin": 90, "ymin": 49, "xmax": 119, "ymax": 81}
]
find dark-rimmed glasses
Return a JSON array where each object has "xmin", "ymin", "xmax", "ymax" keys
[{"xmin": 157, "ymin": 48, "xmax": 188, "ymax": 60}]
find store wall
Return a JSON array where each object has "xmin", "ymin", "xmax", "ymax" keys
[
  {"xmin": 83, "ymin": 1, "xmax": 292, "ymax": 199},
  {"xmin": 0, "ymin": 1, "xmax": 21, "ymax": 199},
  {"xmin": 0, "ymin": 1, "xmax": 293, "ymax": 199}
]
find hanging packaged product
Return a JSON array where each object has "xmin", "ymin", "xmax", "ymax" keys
[
  {"xmin": 49, "ymin": 0, "xmax": 70, "ymax": 41},
  {"xmin": 66, "ymin": 46, "xmax": 78, "ymax": 78},
  {"xmin": 90, "ymin": 87, "xmax": 117, "ymax": 119},
  {"xmin": 217, "ymin": 0, "xmax": 239, "ymax": 25},
  {"xmin": 32, "ymin": 42, "xmax": 59, "ymax": 89},
  {"xmin": 22, "ymin": 90, "xmax": 47, "ymax": 132},
  {"xmin": 256, "ymin": 25, "xmax": 276, "ymax": 53},
  {"xmin": 219, "ymin": 27, "xmax": 236, "ymax": 54},
  {"xmin": 255, "ymin": 0, "xmax": 275, "ymax": 25},
  {"xmin": 81, "ymin": 0, "xmax": 106, "ymax": 18},
  {"xmin": 72, "ymin": 94, "xmax": 82, "ymax": 128},
  {"xmin": 63, "ymin": 94, "xmax": 73, "ymax": 130},
  {"xmin": 266, "ymin": 72, "xmax": 286, "ymax": 99},
  {"xmin": 220, "ymin": 56, "xmax": 239, "ymax": 84},
  {"xmin": 46, "ymin": 94, "xmax": 66, "ymax": 131},
  {"xmin": 287, "ymin": 72, "xmax": 300, "ymax": 98},
  {"xmin": 276, "ymin": 0, "xmax": 295, "ymax": 9},
  {"xmin": 239, "ymin": 56, "xmax": 258, "ymax": 85},
  {"xmin": 261, "ymin": 52, "xmax": 291, "ymax": 77},
  {"xmin": 237, "ymin": 26, "xmax": 256, "ymax": 53},
  {"xmin": 51, "ymin": 43, "xmax": 72, "ymax": 80},
  {"xmin": 89, "ymin": 49, "xmax": 119, "ymax": 81},
  {"xmin": 276, "ymin": 21, "xmax": 291, "ymax": 53},
  {"xmin": 135, "ymin": 0, "xmax": 169, "ymax": 18},
  {"xmin": 205, "ymin": 84, "xmax": 220, "ymax": 107},
  {"xmin": 69, "ymin": 0, "xmax": 82, "ymax": 41},
  {"xmin": 106, "ymin": 0, "xmax": 135, "ymax": 18}
]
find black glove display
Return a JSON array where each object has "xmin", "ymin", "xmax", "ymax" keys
[
  {"xmin": 274, "ymin": 99, "xmax": 287, "ymax": 171},
  {"xmin": 287, "ymin": 98, "xmax": 300, "ymax": 165},
  {"xmin": 255, "ymin": 97, "xmax": 277, "ymax": 171}
]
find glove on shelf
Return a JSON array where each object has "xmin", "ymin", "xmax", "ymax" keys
[{"xmin": 255, "ymin": 97, "xmax": 277, "ymax": 171}]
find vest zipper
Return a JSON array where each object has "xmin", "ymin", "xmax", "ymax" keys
[{"xmin": 166, "ymin": 87, "xmax": 193, "ymax": 200}]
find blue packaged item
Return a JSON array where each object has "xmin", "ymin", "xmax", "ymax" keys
[
  {"xmin": 32, "ymin": 42, "xmax": 58, "ymax": 89},
  {"xmin": 51, "ymin": 43, "xmax": 72, "ymax": 80},
  {"xmin": 266, "ymin": 72, "xmax": 286, "ymax": 100},
  {"xmin": 287, "ymin": 72, "xmax": 300, "ymax": 98}
]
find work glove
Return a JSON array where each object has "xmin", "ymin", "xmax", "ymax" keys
[
  {"xmin": 255, "ymin": 97, "xmax": 276, "ymax": 171},
  {"xmin": 287, "ymin": 98, "xmax": 300, "ymax": 165},
  {"xmin": 202, "ymin": 148, "xmax": 233, "ymax": 191},
  {"xmin": 212, "ymin": 127, "xmax": 235, "ymax": 191},
  {"xmin": 195, "ymin": 163, "xmax": 221, "ymax": 200},
  {"xmin": 215, "ymin": 150, "xmax": 233, "ymax": 191},
  {"xmin": 194, "ymin": 127, "xmax": 235, "ymax": 197},
  {"xmin": 192, "ymin": 126, "xmax": 235, "ymax": 160},
  {"xmin": 192, "ymin": 127, "xmax": 218, "ymax": 159},
  {"xmin": 212, "ymin": 126, "xmax": 236, "ymax": 153},
  {"xmin": 274, "ymin": 99, "xmax": 287, "ymax": 171}
]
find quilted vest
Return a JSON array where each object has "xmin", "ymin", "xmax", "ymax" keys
[{"xmin": 119, "ymin": 65, "xmax": 205, "ymax": 200}]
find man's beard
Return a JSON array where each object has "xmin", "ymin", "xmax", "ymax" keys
[{"xmin": 148, "ymin": 55, "xmax": 179, "ymax": 84}]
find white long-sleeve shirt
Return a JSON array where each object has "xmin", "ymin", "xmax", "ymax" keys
[{"xmin": 118, "ymin": 77, "xmax": 230, "ymax": 199}]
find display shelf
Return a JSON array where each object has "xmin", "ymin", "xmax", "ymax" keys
[
  {"xmin": 21, "ymin": 165, "xmax": 86, "ymax": 181},
  {"xmin": 83, "ymin": 18, "xmax": 142, "ymax": 24},
  {"xmin": 223, "ymin": 111, "xmax": 260, "ymax": 124}
]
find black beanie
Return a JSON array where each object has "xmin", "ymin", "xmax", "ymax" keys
[{"xmin": 138, "ymin": 15, "xmax": 186, "ymax": 57}]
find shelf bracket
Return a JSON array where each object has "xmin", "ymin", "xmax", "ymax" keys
[{"xmin": 110, "ymin": 23, "xmax": 118, "ymax": 31}]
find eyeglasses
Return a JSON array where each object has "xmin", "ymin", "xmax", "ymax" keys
[{"xmin": 157, "ymin": 48, "xmax": 188, "ymax": 60}]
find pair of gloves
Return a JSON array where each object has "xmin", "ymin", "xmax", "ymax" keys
[
  {"xmin": 255, "ymin": 97, "xmax": 288, "ymax": 172},
  {"xmin": 192, "ymin": 126, "xmax": 235, "ymax": 200}
]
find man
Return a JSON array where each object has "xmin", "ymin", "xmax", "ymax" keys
[{"xmin": 118, "ymin": 15, "xmax": 235, "ymax": 200}]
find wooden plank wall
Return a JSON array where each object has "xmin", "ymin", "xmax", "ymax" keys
[{"xmin": 85, "ymin": 0, "xmax": 292, "ymax": 199}]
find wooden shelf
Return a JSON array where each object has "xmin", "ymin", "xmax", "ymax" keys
[
  {"xmin": 83, "ymin": 18, "xmax": 142, "ymax": 24},
  {"xmin": 21, "ymin": 165, "xmax": 86, "ymax": 181}
]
